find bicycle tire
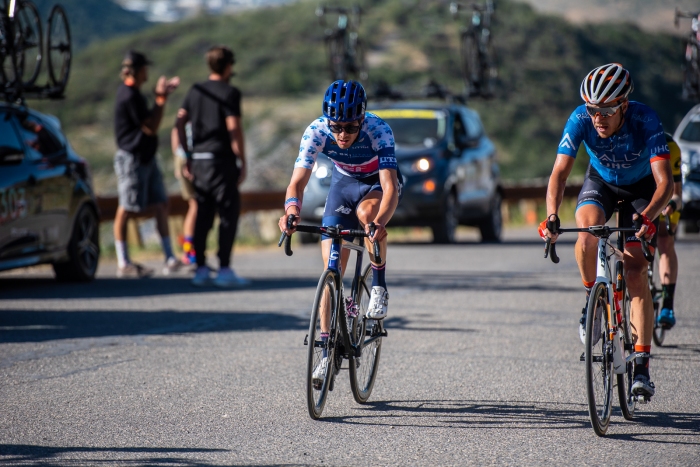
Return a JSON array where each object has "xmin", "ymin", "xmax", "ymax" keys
[
  {"xmin": 326, "ymin": 33, "xmax": 346, "ymax": 81},
  {"xmin": 15, "ymin": 0, "xmax": 42, "ymax": 87},
  {"xmin": 350, "ymin": 37, "xmax": 367, "ymax": 81},
  {"xmin": 1, "ymin": 7, "xmax": 23, "ymax": 87},
  {"xmin": 617, "ymin": 287, "xmax": 636, "ymax": 420},
  {"xmin": 585, "ymin": 282, "xmax": 613, "ymax": 436},
  {"xmin": 47, "ymin": 4, "xmax": 71, "ymax": 92},
  {"xmin": 480, "ymin": 34, "xmax": 496, "ymax": 97},
  {"xmin": 460, "ymin": 30, "xmax": 480, "ymax": 96},
  {"xmin": 349, "ymin": 264, "xmax": 382, "ymax": 403},
  {"xmin": 306, "ymin": 270, "xmax": 339, "ymax": 420}
]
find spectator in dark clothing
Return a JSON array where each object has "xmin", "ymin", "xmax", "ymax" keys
[
  {"xmin": 114, "ymin": 50, "xmax": 181, "ymax": 278},
  {"xmin": 176, "ymin": 45, "xmax": 249, "ymax": 288}
]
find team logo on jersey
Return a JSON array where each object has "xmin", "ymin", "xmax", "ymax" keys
[
  {"xmin": 335, "ymin": 205, "xmax": 352, "ymax": 215},
  {"xmin": 559, "ymin": 133, "xmax": 575, "ymax": 149}
]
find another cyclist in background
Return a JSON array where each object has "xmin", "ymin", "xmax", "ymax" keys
[
  {"xmin": 278, "ymin": 80, "xmax": 402, "ymax": 322},
  {"xmin": 656, "ymin": 133, "xmax": 683, "ymax": 328},
  {"xmin": 171, "ymin": 124, "xmax": 197, "ymax": 266},
  {"xmin": 539, "ymin": 63, "xmax": 673, "ymax": 399}
]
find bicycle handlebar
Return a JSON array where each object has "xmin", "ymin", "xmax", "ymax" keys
[
  {"xmin": 544, "ymin": 220, "xmax": 653, "ymax": 264},
  {"xmin": 278, "ymin": 214, "xmax": 382, "ymax": 262}
]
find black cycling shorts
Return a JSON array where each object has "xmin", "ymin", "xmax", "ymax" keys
[{"xmin": 576, "ymin": 165, "xmax": 658, "ymax": 248}]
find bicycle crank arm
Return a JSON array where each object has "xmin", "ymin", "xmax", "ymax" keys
[{"xmin": 625, "ymin": 352, "xmax": 650, "ymax": 363}]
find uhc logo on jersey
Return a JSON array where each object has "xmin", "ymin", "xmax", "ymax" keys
[
  {"xmin": 652, "ymin": 144, "xmax": 669, "ymax": 154},
  {"xmin": 559, "ymin": 133, "xmax": 575, "ymax": 150}
]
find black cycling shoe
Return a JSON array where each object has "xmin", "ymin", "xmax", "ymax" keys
[{"xmin": 631, "ymin": 374, "xmax": 655, "ymax": 398}]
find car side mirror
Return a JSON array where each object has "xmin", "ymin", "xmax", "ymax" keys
[{"xmin": 0, "ymin": 146, "xmax": 24, "ymax": 165}]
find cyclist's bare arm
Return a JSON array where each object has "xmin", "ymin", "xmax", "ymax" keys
[
  {"xmin": 636, "ymin": 160, "xmax": 673, "ymax": 238},
  {"xmin": 279, "ymin": 167, "xmax": 312, "ymax": 234},
  {"xmin": 544, "ymin": 154, "xmax": 575, "ymax": 241},
  {"xmin": 367, "ymin": 168, "xmax": 399, "ymax": 241}
]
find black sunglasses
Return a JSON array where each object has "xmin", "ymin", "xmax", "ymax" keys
[{"xmin": 328, "ymin": 122, "xmax": 362, "ymax": 134}]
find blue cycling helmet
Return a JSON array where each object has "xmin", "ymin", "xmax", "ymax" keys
[{"xmin": 322, "ymin": 80, "xmax": 366, "ymax": 122}]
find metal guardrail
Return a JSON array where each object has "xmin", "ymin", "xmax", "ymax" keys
[{"xmin": 96, "ymin": 182, "xmax": 584, "ymax": 222}]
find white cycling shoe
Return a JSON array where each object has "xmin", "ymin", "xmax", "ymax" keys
[
  {"xmin": 367, "ymin": 286, "xmax": 389, "ymax": 319},
  {"xmin": 312, "ymin": 356, "xmax": 329, "ymax": 388}
]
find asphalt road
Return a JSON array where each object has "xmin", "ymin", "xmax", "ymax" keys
[{"xmin": 1, "ymin": 228, "xmax": 699, "ymax": 466}]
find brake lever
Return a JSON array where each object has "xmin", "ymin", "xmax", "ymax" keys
[
  {"xmin": 633, "ymin": 215, "xmax": 654, "ymax": 262},
  {"xmin": 278, "ymin": 214, "xmax": 296, "ymax": 256},
  {"xmin": 545, "ymin": 214, "xmax": 560, "ymax": 264}
]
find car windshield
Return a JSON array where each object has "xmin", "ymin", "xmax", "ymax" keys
[
  {"xmin": 680, "ymin": 114, "xmax": 700, "ymax": 142},
  {"xmin": 371, "ymin": 109, "xmax": 446, "ymax": 147}
]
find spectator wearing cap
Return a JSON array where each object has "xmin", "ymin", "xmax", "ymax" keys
[
  {"xmin": 176, "ymin": 45, "xmax": 249, "ymax": 287},
  {"xmin": 113, "ymin": 50, "xmax": 181, "ymax": 278}
]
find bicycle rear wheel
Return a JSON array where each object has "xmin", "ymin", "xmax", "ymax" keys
[
  {"xmin": 349, "ymin": 264, "xmax": 382, "ymax": 403},
  {"xmin": 585, "ymin": 282, "xmax": 614, "ymax": 436},
  {"xmin": 326, "ymin": 34, "xmax": 346, "ymax": 81},
  {"xmin": 307, "ymin": 270, "xmax": 339, "ymax": 420},
  {"xmin": 15, "ymin": 0, "xmax": 42, "ymax": 87},
  {"xmin": 617, "ymin": 287, "xmax": 636, "ymax": 420},
  {"xmin": 460, "ymin": 30, "xmax": 480, "ymax": 96},
  {"xmin": 47, "ymin": 4, "xmax": 71, "ymax": 92}
]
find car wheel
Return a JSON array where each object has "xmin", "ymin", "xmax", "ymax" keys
[
  {"xmin": 683, "ymin": 219, "xmax": 700, "ymax": 234},
  {"xmin": 53, "ymin": 204, "xmax": 100, "ymax": 282},
  {"xmin": 479, "ymin": 192, "xmax": 502, "ymax": 243},
  {"xmin": 432, "ymin": 192, "xmax": 458, "ymax": 244},
  {"xmin": 299, "ymin": 232, "xmax": 320, "ymax": 244}
]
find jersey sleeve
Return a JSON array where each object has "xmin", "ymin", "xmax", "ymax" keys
[
  {"xmin": 294, "ymin": 119, "xmax": 327, "ymax": 170},
  {"xmin": 645, "ymin": 115, "xmax": 670, "ymax": 164},
  {"xmin": 368, "ymin": 117, "xmax": 397, "ymax": 170},
  {"xmin": 557, "ymin": 109, "xmax": 586, "ymax": 157}
]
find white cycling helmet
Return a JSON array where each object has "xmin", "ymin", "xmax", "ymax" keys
[{"xmin": 580, "ymin": 63, "xmax": 633, "ymax": 105}]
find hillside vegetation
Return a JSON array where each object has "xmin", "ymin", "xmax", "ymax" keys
[{"xmin": 33, "ymin": 0, "xmax": 695, "ymax": 193}]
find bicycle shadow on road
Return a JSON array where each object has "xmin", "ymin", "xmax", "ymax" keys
[
  {"xmin": 322, "ymin": 399, "xmax": 590, "ymax": 431},
  {"xmin": 0, "ymin": 445, "xmax": 228, "ymax": 467},
  {"xmin": 0, "ymin": 309, "xmax": 309, "ymax": 344},
  {"xmin": 0, "ymin": 276, "xmax": 319, "ymax": 300},
  {"xmin": 605, "ymin": 410, "xmax": 700, "ymax": 444}
]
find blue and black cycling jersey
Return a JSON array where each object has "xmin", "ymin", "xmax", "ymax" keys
[{"xmin": 557, "ymin": 101, "xmax": 670, "ymax": 186}]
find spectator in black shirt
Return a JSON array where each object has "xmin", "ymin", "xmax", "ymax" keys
[
  {"xmin": 176, "ymin": 45, "xmax": 249, "ymax": 287},
  {"xmin": 114, "ymin": 50, "xmax": 181, "ymax": 278}
]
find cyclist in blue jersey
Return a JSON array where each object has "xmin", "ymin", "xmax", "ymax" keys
[
  {"xmin": 278, "ymin": 80, "xmax": 402, "ymax": 383},
  {"xmin": 539, "ymin": 63, "xmax": 673, "ymax": 399}
]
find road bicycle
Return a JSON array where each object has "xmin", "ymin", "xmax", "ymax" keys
[
  {"xmin": 544, "ymin": 214, "xmax": 653, "ymax": 436},
  {"xmin": 316, "ymin": 4, "xmax": 367, "ymax": 82},
  {"xmin": 279, "ymin": 215, "xmax": 386, "ymax": 419},
  {"xmin": 649, "ymin": 217, "xmax": 675, "ymax": 347},
  {"xmin": 675, "ymin": 8, "xmax": 700, "ymax": 101},
  {"xmin": 450, "ymin": 0, "xmax": 496, "ymax": 98},
  {"xmin": 0, "ymin": 0, "xmax": 71, "ymax": 102}
]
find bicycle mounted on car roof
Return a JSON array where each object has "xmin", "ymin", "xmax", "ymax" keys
[
  {"xmin": 450, "ymin": 0, "xmax": 496, "ymax": 98},
  {"xmin": 0, "ymin": 0, "xmax": 72, "ymax": 103},
  {"xmin": 316, "ymin": 3, "xmax": 367, "ymax": 82},
  {"xmin": 675, "ymin": 7, "xmax": 700, "ymax": 101}
]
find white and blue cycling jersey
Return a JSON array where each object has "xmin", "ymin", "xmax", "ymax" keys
[
  {"xmin": 557, "ymin": 101, "xmax": 670, "ymax": 186},
  {"xmin": 295, "ymin": 112, "xmax": 397, "ymax": 178}
]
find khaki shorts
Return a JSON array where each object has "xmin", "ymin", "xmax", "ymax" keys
[
  {"xmin": 114, "ymin": 150, "xmax": 167, "ymax": 213},
  {"xmin": 175, "ymin": 156, "xmax": 196, "ymax": 201}
]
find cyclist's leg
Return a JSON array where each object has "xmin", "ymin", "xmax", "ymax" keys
[{"xmin": 657, "ymin": 213, "xmax": 679, "ymax": 327}]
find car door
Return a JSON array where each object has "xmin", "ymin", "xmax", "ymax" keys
[
  {"xmin": 462, "ymin": 109, "xmax": 495, "ymax": 211},
  {"xmin": 14, "ymin": 113, "xmax": 73, "ymax": 254},
  {"xmin": 0, "ymin": 112, "xmax": 37, "ymax": 262}
]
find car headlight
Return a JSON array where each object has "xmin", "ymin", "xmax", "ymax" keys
[
  {"xmin": 315, "ymin": 165, "xmax": 330, "ymax": 179},
  {"xmin": 410, "ymin": 157, "xmax": 434, "ymax": 173}
]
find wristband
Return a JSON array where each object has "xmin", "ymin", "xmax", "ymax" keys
[
  {"xmin": 284, "ymin": 197, "xmax": 301, "ymax": 213},
  {"xmin": 667, "ymin": 199, "xmax": 677, "ymax": 212}
]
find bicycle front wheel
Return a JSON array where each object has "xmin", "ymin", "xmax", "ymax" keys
[
  {"xmin": 326, "ymin": 34, "xmax": 346, "ymax": 81},
  {"xmin": 16, "ymin": 0, "xmax": 42, "ymax": 87},
  {"xmin": 585, "ymin": 282, "xmax": 614, "ymax": 436},
  {"xmin": 307, "ymin": 270, "xmax": 339, "ymax": 420},
  {"xmin": 460, "ymin": 30, "xmax": 480, "ymax": 96},
  {"xmin": 349, "ymin": 264, "xmax": 382, "ymax": 403},
  {"xmin": 47, "ymin": 4, "xmax": 71, "ymax": 92},
  {"xmin": 617, "ymin": 288, "xmax": 636, "ymax": 420}
]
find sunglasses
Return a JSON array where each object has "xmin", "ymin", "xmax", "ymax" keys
[
  {"xmin": 585, "ymin": 102, "xmax": 624, "ymax": 118},
  {"xmin": 328, "ymin": 122, "xmax": 362, "ymax": 134}
]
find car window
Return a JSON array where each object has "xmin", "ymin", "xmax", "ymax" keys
[
  {"xmin": 680, "ymin": 115, "xmax": 700, "ymax": 142},
  {"xmin": 0, "ymin": 115, "xmax": 23, "ymax": 154},
  {"xmin": 16, "ymin": 115, "xmax": 63, "ymax": 160},
  {"xmin": 463, "ymin": 112, "xmax": 483, "ymax": 140},
  {"xmin": 453, "ymin": 112, "xmax": 468, "ymax": 146},
  {"xmin": 371, "ymin": 109, "xmax": 446, "ymax": 147}
]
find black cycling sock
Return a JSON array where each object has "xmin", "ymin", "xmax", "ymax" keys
[
  {"xmin": 662, "ymin": 283, "xmax": 676, "ymax": 310},
  {"xmin": 633, "ymin": 344, "xmax": 651, "ymax": 378}
]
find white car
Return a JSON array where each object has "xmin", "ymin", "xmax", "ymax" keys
[{"xmin": 673, "ymin": 104, "xmax": 700, "ymax": 233}]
